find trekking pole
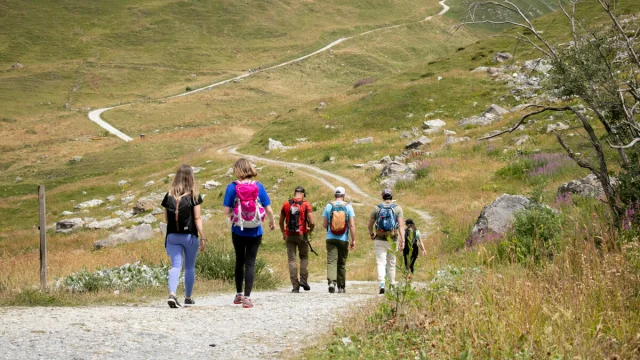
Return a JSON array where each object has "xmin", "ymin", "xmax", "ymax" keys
[{"xmin": 306, "ymin": 233, "xmax": 319, "ymax": 256}]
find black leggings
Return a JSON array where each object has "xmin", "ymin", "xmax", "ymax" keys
[
  {"xmin": 403, "ymin": 246, "xmax": 419, "ymax": 273},
  {"xmin": 232, "ymin": 233, "xmax": 262, "ymax": 297}
]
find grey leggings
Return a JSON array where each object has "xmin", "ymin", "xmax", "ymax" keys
[{"xmin": 232, "ymin": 233, "xmax": 262, "ymax": 297}]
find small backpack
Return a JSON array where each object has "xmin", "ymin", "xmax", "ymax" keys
[
  {"xmin": 231, "ymin": 180, "xmax": 265, "ymax": 230},
  {"xmin": 329, "ymin": 201, "xmax": 349, "ymax": 235},
  {"xmin": 286, "ymin": 199, "xmax": 308, "ymax": 234},
  {"xmin": 375, "ymin": 204, "xmax": 398, "ymax": 234},
  {"xmin": 172, "ymin": 194, "xmax": 194, "ymax": 234}
]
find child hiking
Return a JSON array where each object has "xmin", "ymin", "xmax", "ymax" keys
[
  {"xmin": 161, "ymin": 164, "xmax": 206, "ymax": 308},
  {"xmin": 322, "ymin": 186, "xmax": 356, "ymax": 294},
  {"xmin": 223, "ymin": 158, "xmax": 276, "ymax": 309},
  {"xmin": 367, "ymin": 188, "xmax": 405, "ymax": 295},
  {"xmin": 279, "ymin": 186, "xmax": 315, "ymax": 293},
  {"xmin": 403, "ymin": 219, "xmax": 426, "ymax": 274}
]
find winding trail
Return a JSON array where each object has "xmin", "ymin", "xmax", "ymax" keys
[{"xmin": 87, "ymin": 0, "xmax": 449, "ymax": 142}]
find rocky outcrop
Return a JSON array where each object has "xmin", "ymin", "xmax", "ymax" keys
[
  {"xmin": 467, "ymin": 194, "xmax": 530, "ymax": 246},
  {"xmin": 133, "ymin": 198, "xmax": 157, "ymax": 215},
  {"xmin": 267, "ymin": 138, "xmax": 293, "ymax": 151},
  {"xmin": 93, "ymin": 224, "xmax": 154, "ymax": 249},
  {"xmin": 405, "ymin": 136, "xmax": 432, "ymax": 150},
  {"xmin": 56, "ymin": 218, "xmax": 85, "ymax": 234},
  {"xmin": 557, "ymin": 174, "xmax": 615, "ymax": 198},
  {"xmin": 379, "ymin": 161, "xmax": 416, "ymax": 188}
]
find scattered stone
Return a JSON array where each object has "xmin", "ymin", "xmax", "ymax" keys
[
  {"xmin": 318, "ymin": 102, "xmax": 327, "ymax": 109},
  {"xmin": 203, "ymin": 180, "xmax": 222, "ymax": 190},
  {"xmin": 546, "ymin": 122, "xmax": 570, "ymax": 133},
  {"xmin": 296, "ymin": 138, "xmax": 308, "ymax": 142},
  {"xmin": 380, "ymin": 156, "xmax": 392, "ymax": 164},
  {"xmin": 74, "ymin": 199, "xmax": 103, "ymax": 210},
  {"xmin": 492, "ymin": 52, "xmax": 514, "ymax": 63},
  {"xmin": 483, "ymin": 104, "xmax": 509, "ymax": 119},
  {"xmin": 86, "ymin": 218, "xmax": 122, "ymax": 230},
  {"xmin": 117, "ymin": 180, "xmax": 129, "ymax": 187},
  {"xmin": 353, "ymin": 137, "xmax": 373, "ymax": 145},
  {"xmin": 329, "ymin": 156, "xmax": 336, "ymax": 163},
  {"xmin": 512, "ymin": 135, "xmax": 531, "ymax": 146},
  {"xmin": 15, "ymin": 177, "xmax": 22, "ymax": 182},
  {"xmin": 70, "ymin": 156, "xmax": 83, "ymax": 162},
  {"xmin": 120, "ymin": 210, "xmax": 135, "ymax": 219},
  {"xmin": 352, "ymin": 164, "xmax": 368, "ymax": 169},
  {"xmin": 94, "ymin": 224, "xmax": 154, "ymax": 249},
  {"xmin": 471, "ymin": 66, "xmax": 490, "ymax": 73},
  {"xmin": 522, "ymin": 58, "xmax": 553, "ymax": 74},
  {"xmin": 192, "ymin": 167, "xmax": 205, "ymax": 174},
  {"xmin": 133, "ymin": 198, "xmax": 157, "ymax": 215},
  {"xmin": 121, "ymin": 195, "xmax": 135, "ymax": 203},
  {"xmin": 406, "ymin": 113, "xmax": 414, "ymax": 118},
  {"xmin": 423, "ymin": 119, "xmax": 446, "ymax": 129},
  {"xmin": 445, "ymin": 136, "xmax": 471, "ymax": 145},
  {"xmin": 459, "ymin": 115, "xmax": 494, "ymax": 127},
  {"xmin": 557, "ymin": 174, "xmax": 617, "ymax": 198},
  {"xmin": 467, "ymin": 194, "xmax": 530, "ymax": 246},
  {"xmin": 11, "ymin": 63, "xmax": 24, "ymax": 70},
  {"xmin": 56, "ymin": 218, "xmax": 85, "ymax": 234},
  {"xmin": 400, "ymin": 131, "xmax": 412, "ymax": 139},
  {"xmin": 268, "ymin": 138, "xmax": 294, "ymax": 151},
  {"xmin": 510, "ymin": 103, "xmax": 534, "ymax": 113},
  {"xmin": 394, "ymin": 156, "xmax": 407, "ymax": 163},
  {"xmin": 405, "ymin": 136, "xmax": 432, "ymax": 150},
  {"xmin": 443, "ymin": 129, "xmax": 457, "ymax": 136},
  {"xmin": 105, "ymin": 195, "xmax": 115, "ymax": 202},
  {"xmin": 379, "ymin": 161, "xmax": 416, "ymax": 188},
  {"xmin": 132, "ymin": 214, "xmax": 158, "ymax": 224},
  {"xmin": 144, "ymin": 181, "xmax": 155, "ymax": 188},
  {"xmin": 437, "ymin": 76, "xmax": 443, "ymax": 81},
  {"xmin": 61, "ymin": 211, "xmax": 74, "ymax": 216},
  {"xmin": 160, "ymin": 222, "xmax": 167, "ymax": 236},
  {"xmin": 151, "ymin": 208, "xmax": 163, "ymax": 215}
]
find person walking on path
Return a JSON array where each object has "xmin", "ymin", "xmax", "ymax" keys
[
  {"xmin": 223, "ymin": 158, "xmax": 276, "ymax": 308},
  {"xmin": 322, "ymin": 186, "xmax": 356, "ymax": 294},
  {"xmin": 279, "ymin": 186, "xmax": 315, "ymax": 293},
  {"xmin": 403, "ymin": 219, "xmax": 427, "ymax": 274},
  {"xmin": 367, "ymin": 188, "xmax": 405, "ymax": 295},
  {"xmin": 161, "ymin": 164, "xmax": 207, "ymax": 308}
]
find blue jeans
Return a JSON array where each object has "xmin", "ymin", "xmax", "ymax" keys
[{"xmin": 166, "ymin": 233, "xmax": 199, "ymax": 297}]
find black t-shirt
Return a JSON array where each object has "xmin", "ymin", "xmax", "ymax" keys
[{"xmin": 161, "ymin": 193, "xmax": 203, "ymax": 236}]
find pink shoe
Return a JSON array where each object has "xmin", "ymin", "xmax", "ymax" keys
[
  {"xmin": 242, "ymin": 297, "xmax": 253, "ymax": 309},
  {"xmin": 233, "ymin": 293, "xmax": 244, "ymax": 304}
]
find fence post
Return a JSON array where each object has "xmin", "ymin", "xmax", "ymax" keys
[{"xmin": 38, "ymin": 185, "xmax": 47, "ymax": 290}]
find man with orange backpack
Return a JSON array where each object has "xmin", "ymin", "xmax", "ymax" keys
[
  {"xmin": 322, "ymin": 186, "xmax": 356, "ymax": 293},
  {"xmin": 279, "ymin": 186, "xmax": 315, "ymax": 293}
]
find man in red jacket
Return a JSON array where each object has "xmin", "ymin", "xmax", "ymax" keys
[{"xmin": 279, "ymin": 186, "xmax": 315, "ymax": 292}]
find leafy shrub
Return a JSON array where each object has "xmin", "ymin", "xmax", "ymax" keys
[
  {"xmin": 195, "ymin": 249, "xmax": 278, "ymax": 290},
  {"xmin": 185, "ymin": 86, "xmax": 192, "ymax": 91},
  {"xmin": 415, "ymin": 161, "xmax": 430, "ymax": 179},
  {"xmin": 56, "ymin": 262, "xmax": 169, "ymax": 292}
]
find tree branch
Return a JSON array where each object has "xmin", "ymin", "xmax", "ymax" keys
[
  {"xmin": 607, "ymin": 137, "xmax": 640, "ymax": 149},
  {"xmin": 477, "ymin": 105, "xmax": 571, "ymax": 140}
]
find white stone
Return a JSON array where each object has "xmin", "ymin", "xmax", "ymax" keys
[
  {"xmin": 144, "ymin": 180, "xmax": 155, "ymax": 188},
  {"xmin": 61, "ymin": 211, "xmax": 74, "ymax": 216},
  {"xmin": 353, "ymin": 137, "xmax": 373, "ymax": 145},
  {"xmin": 121, "ymin": 195, "xmax": 135, "ymax": 203},
  {"xmin": 86, "ymin": 218, "xmax": 122, "ymax": 230},
  {"xmin": 202, "ymin": 180, "xmax": 221, "ymax": 190},
  {"xmin": 423, "ymin": 119, "xmax": 446, "ymax": 129},
  {"xmin": 74, "ymin": 199, "xmax": 103, "ymax": 210},
  {"xmin": 117, "ymin": 180, "xmax": 128, "ymax": 187}
]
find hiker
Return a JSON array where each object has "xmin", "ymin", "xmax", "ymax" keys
[
  {"xmin": 322, "ymin": 186, "xmax": 356, "ymax": 293},
  {"xmin": 161, "ymin": 164, "xmax": 206, "ymax": 308},
  {"xmin": 403, "ymin": 219, "xmax": 426, "ymax": 274},
  {"xmin": 367, "ymin": 188, "xmax": 405, "ymax": 295},
  {"xmin": 279, "ymin": 186, "xmax": 315, "ymax": 293},
  {"xmin": 223, "ymin": 158, "xmax": 276, "ymax": 309}
]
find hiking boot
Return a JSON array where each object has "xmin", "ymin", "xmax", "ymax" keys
[
  {"xmin": 328, "ymin": 282, "xmax": 336, "ymax": 294},
  {"xmin": 167, "ymin": 294, "xmax": 182, "ymax": 308},
  {"xmin": 242, "ymin": 297, "xmax": 253, "ymax": 309},
  {"xmin": 292, "ymin": 287, "xmax": 300, "ymax": 293},
  {"xmin": 233, "ymin": 293, "xmax": 244, "ymax": 304},
  {"xmin": 379, "ymin": 287, "xmax": 385, "ymax": 295},
  {"xmin": 338, "ymin": 287, "xmax": 346, "ymax": 293},
  {"xmin": 299, "ymin": 281, "xmax": 311, "ymax": 291},
  {"xmin": 184, "ymin": 297, "xmax": 195, "ymax": 305}
]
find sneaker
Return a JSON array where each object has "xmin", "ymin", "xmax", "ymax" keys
[
  {"xmin": 167, "ymin": 294, "xmax": 182, "ymax": 308},
  {"xmin": 328, "ymin": 282, "xmax": 336, "ymax": 294},
  {"xmin": 292, "ymin": 287, "xmax": 300, "ymax": 293},
  {"xmin": 299, "ymin": 281, "xmax": 311, "ymax": 291},
  {"xmin": 242, "ymin": 297, "xmax": 253, "ymax": 308},
  {"xmin": 184, "ymin": 297, "xmax": 195, "ymax": 305},
  {"xmin": 233, "ymin": 293, "xmax": 244, "ymax": 304},
  {"xmin": 379, "ymin": 285, "xmax": 385, "ymax": 295},
  {"xmin": 338, "ymin": 287, "xmax": 345, "ymax": 293}
]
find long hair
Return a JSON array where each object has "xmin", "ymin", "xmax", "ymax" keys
[
  {"xmin": 233, "ymin": 158, "xmax": 258, "ymax": 180},
  {"xmin": 169, "ymin": 164, "xmax": 199, "ymax": 202}
]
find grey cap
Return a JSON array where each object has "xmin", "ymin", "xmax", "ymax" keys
[{"xmin": 381, "ymin": 188, "xmax": 393, "ymax": 197}]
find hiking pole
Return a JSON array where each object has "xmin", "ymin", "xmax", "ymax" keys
[{"xmin": 305, "ymin": 233, "xmax": 319, "ymax": 256}]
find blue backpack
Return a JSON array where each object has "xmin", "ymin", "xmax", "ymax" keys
[{"xmin": 375, "ymin": 204, "xmax": 398, "ymax": 233}]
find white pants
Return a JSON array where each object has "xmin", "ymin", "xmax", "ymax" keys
[{"xmin": 374, "ymin": 240, "xmax": 397, "ymax": 285}]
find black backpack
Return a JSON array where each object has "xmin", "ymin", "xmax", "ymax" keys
[
  {"xmin": 404, "ymin": 228, "xmax": 418, "ymax": 248},
  {"xmin": 287, "ymin": 199, "xmax": 306, "ymax": 234},
  {"xmin": 171, "ymin": 195, "xmax": 195, "ymax": 234}
]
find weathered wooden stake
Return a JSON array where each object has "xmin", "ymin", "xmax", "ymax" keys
[{"xmin": 38, "ymin": 185, "xmax": 47, "ymax": 290}]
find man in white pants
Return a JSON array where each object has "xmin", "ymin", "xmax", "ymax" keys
[{"xmin": 367, "ymin": 188, "xmax": 405, "ymax": 295}]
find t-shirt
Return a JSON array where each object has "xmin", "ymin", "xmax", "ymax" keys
[
  {"xmin": 223, "ymin": 181, "xmax": 271, "ymax": 237},
  {"xmin": 370, "ymin": 202, "xmax": 404, "ymax": 241},
  {"xmin": 280, "ymin": 199, "xmax": 313, "ymax": 235},
  {"xmin": 322, "ymin": 201, "xmax": 356, "ymax": 242},
  {"xmin": 404, "ymin": 228, "xmax": 422, "ymax": 248},
  {"xmin": 161, "ymin": 193, "xmax": 203, "ymax": 236}
]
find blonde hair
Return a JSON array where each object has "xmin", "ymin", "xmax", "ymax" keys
[
  {"xmin": 233, "ymin": 158, "xmax": 258, "ymax": 180},
  {"xmin": 169, "ymin": 164, "xmax": 199, "ymax": 202}
]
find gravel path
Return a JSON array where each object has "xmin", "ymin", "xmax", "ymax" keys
[{"xmin": 1, "ymin": 281, "xmax": 377, "ymax": 359}]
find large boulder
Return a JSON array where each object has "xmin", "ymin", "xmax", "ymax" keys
[
  {"xmin": 557, "ymin": 174, "xmax": 615, "ymax": 198},
  {"xmin": 405, "ymin": 136, "xmax": 432, "ymax": 150},
  {"xmin": 467, "ymin": 194, "xmax": 530, "ymax": 246},
  {"xmin": 86, "ymin": 218, "xmax": 122, "ymax": 230},
  {"xmin": 74, "ymin": 199, "xmax": 103, "ymax": 210},
  {"xmin": 133, "ymin": 198, "xmax": 157, "ymax": 215},
  {"xmin": 93, "ymin": 224, "xmax": 154, "ymax": 249},
  {"xmin": 380, "ymin": 162, "xmax": 416, "ymax": 188},
  {"xmin": 56, "ymin": 218, "xmax": 85, "ymax": 234}
]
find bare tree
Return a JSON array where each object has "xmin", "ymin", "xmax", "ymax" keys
[{"xmin": 458, "ymin": 0, "xmax": 640, "ymax": 227}]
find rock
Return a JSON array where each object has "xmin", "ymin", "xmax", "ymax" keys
[
  {"xmin": 492, "ymin": 52, "xmax": 513, "ymax": 63},
  {"xmin": 437, "ymin": 76, "xmax": 443, "ymax": 81},
  {"xmin": 380, "ymin": 156, "xmax": 392, "ymax": 164},
  {"xmin": 380, "ymin": 161, "xmax": 408, "ymax": 177},
  {"xmin": 296, "ymin": 138, "xmax": 308, "ymax": 142},
  {"xmin": 160, "ymin": 222, "xmax": 167, "ymax": 236},
  {"xmin": 353, "ymin": 137, "xmax": 373, "ymax": 145},
  {"xmin": 483, "ymin": 104, "xmax": 509, "ymax": 119},
  {"xmin": 192, "ymin": 167, "xmax": 205, "ymax": 174},
  {"xmin": 70, "ymin": 156, "xmax": 83, "ymax": 162},
  {"xmin": 445, "ymin": 136, "xmax": 471, "ymax": 145},
  {"xmin": 132, "ymin": 214, "xmax": 157, "ymax": 224},
  {"xmin": 267, "ymin": 138, "xmax": 293, "ymax": 151},
  {"xmin": 467, "ymin": 194, "xmax": 530, "ymax": 246},
  {"xmin": 15, "ymin": 177, "xmax": 22, "ymax": 182},
  {"xmin": 74, "ymin": 199, "xmax": 103, "ymax": 210},
  {"xmin": 120, "ymin": 210, "xmax": 135, "ymax": 219},
  {"xmin": 471, "ymin": 66, "xmax": 490, "ymax": 73},
  {"xmin": 557, "ymin": 174, "xmax": 616, "ymax": 198},
  {"xmin": 512, "ymin": 135, "xmax": 530, "ymax": 146},
  {"xmin": 405, "ymin": 136, "xmax": 432, "ymax": 150},
  {"xmin": 400, "ymin": 131, "xmax": 412, "ymax": 139},
  {"xmin": 11, "ymin": 63, "xmax": 24, "ymax": 70},
  {"xmin": 105, "ymin": 195, "xmax": 115, "ymax": 202},
  {"xmin": 352, "ymin": 164, "xmax": 369, "ymax": 169},
  {"xmin": 144, "ymin": 180, "xmax": 155, "ymax": 188},
  {"xmin": 93, "ymin": 224, "xmax": 154, "ymax": 249},
  {"xmin": 510, "ymin": 104, "xmax": 533, "ymax": 113},
  {"xmin": 443, "ymin": 129, "xmax": 457, "ymax": 136},
  {"xmin": 203, "ymin": 180, "xmax": 221, "ymax": 190},
  {"xmin": 86, "ymin": 218, "xmax": 122, "ymax": 230},
  {"xmin": 458, "ymin": 116, "xmax": 495, "ymax": 127},
  {"xmin": 423, "ymin": 119, "xmax": 446, "ymax": 129},
  {"xmin": 83, "ymin": 217, "xmax": 96, "ymax": 225},
  {"xmin": 133, "ymin": 198, "xmax": 157, "ymax": 215},
  {"xmin": 121, "ymin": 194, "xmax": 135, "ymax": 203},
  {"xmin": 56, "ymin": 218, "xmax": 84, "ymax": 233},
  {"xmin": 318, "ymin": 101, "xmax": 327, "ymax": 109},
  {"xmin": 522, "ymin": 58, "xmax": 553, "ymax": 74},
  {"xmin": 329, "ymin": 156, "xmax": 336, "ymax": 163},
  {"xmin": 117, "ymin": 180, "xmax": 129, "ymax": 187},
  {"xmin": 61, "ymin": 211, "xmax": 74, "ymax": 216},
  {"xmin": 151, "ymin": 207, "xmax": 164, "ymax": 215},
  {"xmin": 546, "ymin": 122, "xmax": 570, "ymax": 133}
]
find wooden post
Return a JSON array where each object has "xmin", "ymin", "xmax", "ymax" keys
[{"xmin": 38, "ymin": 185, "xmax": 47, "ymax": 290}]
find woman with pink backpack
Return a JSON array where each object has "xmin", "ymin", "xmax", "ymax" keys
[{"xmin": 223, "ymin": 158, "xmax": 276, "ymax": 308}]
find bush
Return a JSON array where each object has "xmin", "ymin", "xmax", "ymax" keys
[
  {"xmin": 195, "ymin": 249, "xmax": 278, "ymax": 290},
  {"xmin": 56, "ymin": 262, "xmax": 169, "ymax": 292}
]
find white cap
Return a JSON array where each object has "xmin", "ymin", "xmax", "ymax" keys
[{"xmin": 334, "ymin": 186, "xmax": 346, "ymax": 196}]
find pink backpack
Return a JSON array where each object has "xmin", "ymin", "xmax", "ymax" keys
[{"xmin": 231, "ymin": 180, "xmax": 265, "ymax": 230}]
